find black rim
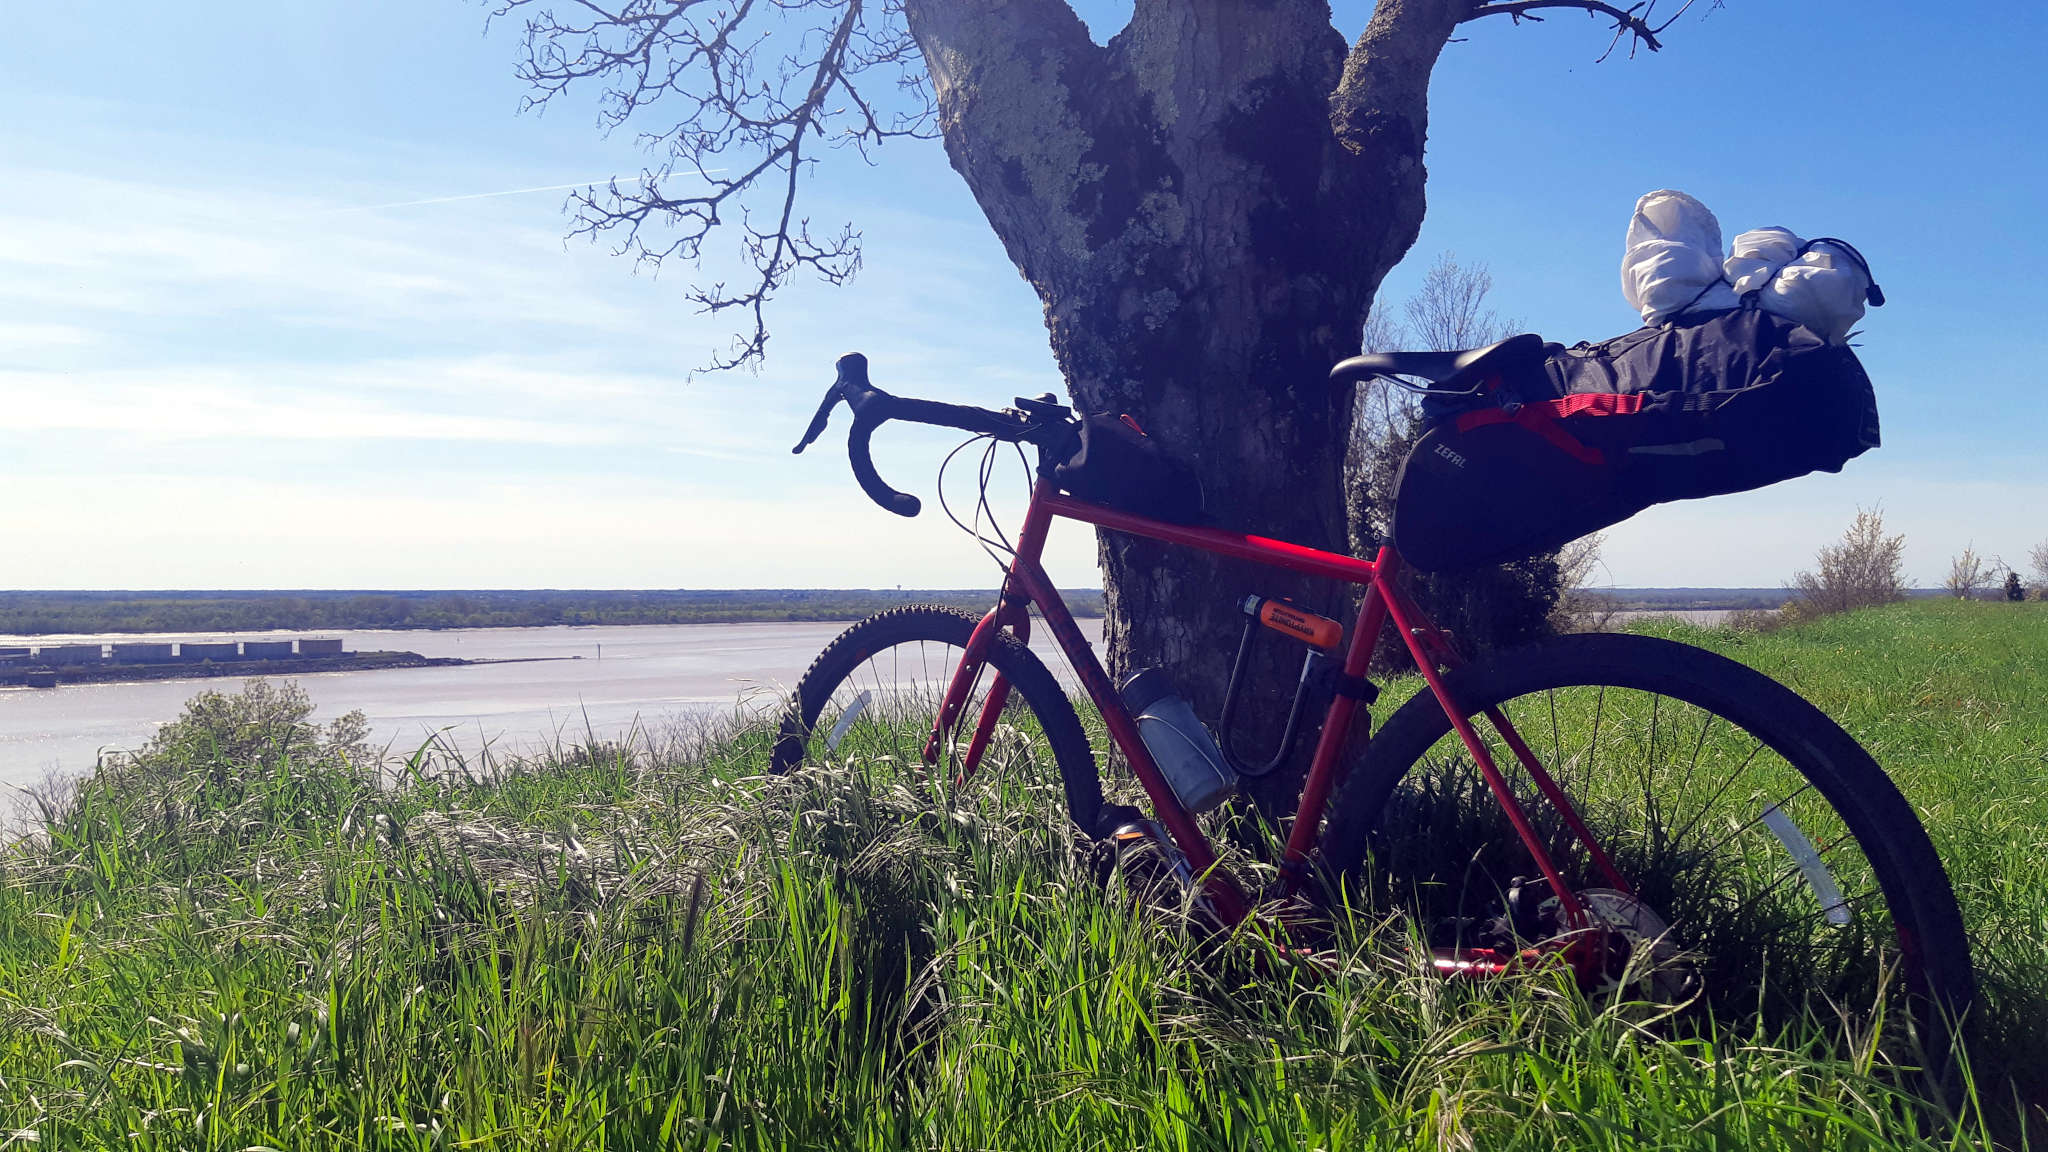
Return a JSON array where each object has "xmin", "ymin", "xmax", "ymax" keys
[
  {"xmin": 1327, "ymin": 634, "xmax": 1971, "ymax": 1042},
  {"xmin": 775, "ymin": 607, "xmax": 1104, "ymax": 830}
]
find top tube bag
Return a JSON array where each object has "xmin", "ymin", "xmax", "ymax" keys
[
  {"xmin": 1052, "ymin": 412, "xmax": 1207, "ymax": 525},
  {"xmin": 1391, "ymin": 308, "xmax": 1880, "ymax": 572}
]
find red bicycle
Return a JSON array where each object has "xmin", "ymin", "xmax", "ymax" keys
[{"xmin": 775, "ymin": 351, "xmax": 1972, "ymax": 1044}]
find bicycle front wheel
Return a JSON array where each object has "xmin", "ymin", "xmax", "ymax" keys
[
  {"xmin": 1321, "ymin": 632, "xmax": 1973, "ymax": 1047},
  {"xmin": 771, "ymin": 606, "xmax": 1106, "ymax": 833}
]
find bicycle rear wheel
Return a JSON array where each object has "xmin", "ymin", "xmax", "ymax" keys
[
  {"xmin": 771, "ymin": 606, "xmax": 1107, "ymax": 833},
  {"xmin": 1321, "ymin": 632, "xmax": 1972, "ymax": 1048}
]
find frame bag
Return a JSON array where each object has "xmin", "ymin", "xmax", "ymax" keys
[
  {"xmin": 1391, "ymin": 308, "xmax": 1879, "ymax": 572},
  {"xmin": 1052, "ymin": 412, "xmax": 1206, "ymax": 525}
]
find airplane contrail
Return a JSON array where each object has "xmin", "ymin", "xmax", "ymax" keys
[{"xmin": 340, "ymin": 171, "xmax": 723, "ymax": 212}]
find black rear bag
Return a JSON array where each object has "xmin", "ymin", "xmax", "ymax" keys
[{"xmin": 1392, "ymin": 309, "xmax": 1880, "ymax": 572}]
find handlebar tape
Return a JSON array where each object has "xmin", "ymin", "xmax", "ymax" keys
[
  {"xmin": 848, "ymin": 411, "xmax": 922, "ymax": 517},
  {"xmin": 795, "ymin": 350, "xmax": 1034, "ymax": 518}
]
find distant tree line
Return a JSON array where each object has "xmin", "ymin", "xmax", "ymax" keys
[{"xmin": 0, "ymin": 590, "xmax": 1105, "ymax": 635}]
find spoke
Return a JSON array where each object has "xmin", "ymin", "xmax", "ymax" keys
[
  {"xmin": 1710, "ymin": 885, "xmax": 1891, "ymax": 957},
  {"xmin": 1586, "ymin": 685, "xmax": 1607, "ymax": 783},
  {"xmin": 877, "ymin": 650, "xmax": 898, "ymax": 715},
  {"xmin": 1548, "ymin": 689, "xmax": 1562, "ymax": 785},
  {"xmin": 1668, "ymin": 829, "xmax": 1874, "ymax": 943},
  {"xmin": 1644, "ymin": 692, "xmax": 1661, "ymax": 797},
  {"xmin": 1673, "ymin": 709, "xmax": 1717, "ymax": 799},
  {"xmin": 1692, "ymin": 782, "xmax": 1815, "ymax": 863},
  {"xmin": 842, "ymin": 660, "xmax": 868, "ymax": 744},
  {"xmin": 875, "ymin": 655, "xmax": 900, "ymax": 751},
  {"xmin": 1743, "ymin": 827, "xmax": 1858, "ymax": 910},
  {"xmin": 1664, "ymin": 738, "xmax": 1768, "ymax": 850}
]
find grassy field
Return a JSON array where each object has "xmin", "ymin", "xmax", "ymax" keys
[
  {"xmin": 0, "ymin": 600, "xmax": 2042, "ymax": 1148},
  {"xmin": 1635, "ymin": 602, "xmax": 2048, "ymax": 1115}
]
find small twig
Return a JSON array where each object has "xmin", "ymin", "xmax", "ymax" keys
[
  {"xmin": 491, "ymin": 0, "xmax": 933, "ymax": 372},
  {"xmin": 1464, "ymin": 0, "xmax": 1683, "ymax": 60}
]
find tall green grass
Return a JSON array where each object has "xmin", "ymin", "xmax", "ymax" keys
[
  {"xmin": 1, "ymin": 605, "xmax": 2039, "ymax": 1149},
  {"xmin": 1628, "ymin": 599, "xmax": 2048, "ymax": 1122}
]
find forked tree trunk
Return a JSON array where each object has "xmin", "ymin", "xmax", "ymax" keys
[{"xmin": 903, "ymin": 0, "xmax": 1466, "ymax": 803}]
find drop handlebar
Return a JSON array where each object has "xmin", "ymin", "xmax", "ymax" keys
[{"xmin": 791, "ymin": 352, "xmax": 1035, "ymax": 518}]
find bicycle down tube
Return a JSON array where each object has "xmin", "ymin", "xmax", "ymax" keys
[{"xmin": 926, "ymin": 475, "xmax": 1613, "ymax": 936}]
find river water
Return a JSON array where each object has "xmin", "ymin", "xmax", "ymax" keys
[
  {"xmin": 1609, "ymin": 608, "xmax": 1736, "ymax": 628},
  {"xmin": 0, "ymin": 610, "xmax": 1740, "ymax": 794},
  {"xmin": 0, "ymin": 620, "xmax": 1106, "ymax": 792}
]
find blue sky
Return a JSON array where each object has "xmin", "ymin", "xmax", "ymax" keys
[{"xmin": 1, "ymin": 1, "xmax": 2042, "ymax": 591}]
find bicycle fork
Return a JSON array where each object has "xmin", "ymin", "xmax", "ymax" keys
[{"xmin": 923, "ymin": 596, "xmax": 1033, "ymax": 788}]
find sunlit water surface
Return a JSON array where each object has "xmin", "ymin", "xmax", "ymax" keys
[
  {"xmin": 0, "ymin": 611, "xmax": 1732, "ymax": 796},
  {"xmin": 0, "ymin": 620, "xmax": 1108, "ymax": 794}
]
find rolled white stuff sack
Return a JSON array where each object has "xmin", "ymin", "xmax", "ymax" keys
[
  {"xmin": 1726, "ymin": 229, "xmax": 1872, "ymax": 345},
  {"xmin": 1621, "ymin": 190, "xmax": 1739, "ymax": 323},
  {"xmin": 1724, "ymin": 226, "xmax": 1803, "ymax": 295}
]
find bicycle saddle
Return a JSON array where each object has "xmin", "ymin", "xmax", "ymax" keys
[{"xmin": 1329, "ymin": 332, "xmax": 1545, "ymax": 387}]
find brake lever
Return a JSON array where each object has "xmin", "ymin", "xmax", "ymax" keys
[
  {"xmin": 792, "ymin": 353, "xmax": 875, "ymax": 454},
  {"xmin": 791, "ymin": 380, "xmax": 843, "ymax": 454}
]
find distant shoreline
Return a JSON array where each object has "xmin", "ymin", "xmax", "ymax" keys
[
  {"xmin": 0, "ymin": 650, "xmax": 581, "ymax": 689},
  {"xmin": 0, "ymin": 585, "xmax": 1968, "ymax": 638},
  {"xmin": 0, "ymin": 590, "xmax": 1108, "ymax": 637}
]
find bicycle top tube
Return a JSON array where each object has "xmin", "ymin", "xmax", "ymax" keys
[
  {"xmin": 793, "ymin": 352, "xmax": 1386, "ymax": 590},
  {"xmin": 1042, "ymin": 491, "xmax": 1380, "ymax": 586}
]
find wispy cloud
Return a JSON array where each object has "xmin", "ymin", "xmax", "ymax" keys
[
  {"xmin": 0, "ymin": 355, "xmax": 800, "ymax": 460},
  {"xmin": 0, "ymin": 148, "xmax": 1091, "ymax": 588},
  {"xmin": 0, "ymin": 322, "xmax": 90, "ymax": 349},
  {"xmin": 339, "ymin": 176, "xmax": 652, "ymax": 213},
  {"xmin": 0, "ymin": 169, "xmax": 670, "ymax": 346},
  {"xmin": 8, "ymin": 156, "xmax": 2023, "ymax": 593},
  {"xmin": 0, "ymin": 469, "xmax": 1102, "ymax": 590},
  {"xmin": 327, "ymin": 170, "xmax": 722, "ymax": 213},
  {"xmin": 0, "ymin": 366, "xmax": 616, "ymax": 445}
]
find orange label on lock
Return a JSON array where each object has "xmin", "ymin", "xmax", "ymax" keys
[{"xmin": 1258, "ymin": 601, "xmax": 1343, "ymax": 650}]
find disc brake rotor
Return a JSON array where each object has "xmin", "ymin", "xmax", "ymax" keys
[{"xmin": 1539, "ymin": 887, "xmax": 1701, "ymax": 1002}]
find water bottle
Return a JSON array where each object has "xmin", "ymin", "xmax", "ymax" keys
[{"xmin": 1119, "ymin": 667, "xmax": 1238, "ymax": 813}]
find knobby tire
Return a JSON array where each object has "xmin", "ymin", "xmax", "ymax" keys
[
  {"xmin": 1320, "ymin": 632, "xmax": 1973, "ymax": 1054},
  {"xmin": 772, "ymin": 606, "xmax": 1106, "ymax": 832}
]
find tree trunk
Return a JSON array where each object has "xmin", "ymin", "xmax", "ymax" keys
[{"xmin": 903, "ymin": 0, "xmax": 1466, "ymax": 805}]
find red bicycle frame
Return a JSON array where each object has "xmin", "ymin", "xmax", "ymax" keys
[{"xmin": 926, "ymin": 476, "xmax": 1630, "ymax": 949}]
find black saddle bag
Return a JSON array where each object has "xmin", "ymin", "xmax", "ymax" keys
[{"xmin": 1391, "ymin": 309, "xmax": 1880, "ymax": 572}]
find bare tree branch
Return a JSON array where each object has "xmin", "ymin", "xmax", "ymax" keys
[
  {"xmin": 1345, "ymin": 252, "xmax": 1514, "ymax": 549},
  {"xmin": 1943, "ymin": 544, "xmax": 1997, "ymax": 600},
  {"xmin": 1403, "ymin": 251, "xmax": 1519, "ymax": 351},
  {"xmin": 1787, "ymin": 507, "xmax": 1906, "ymax": 619},
  {"xmin": 1463, "ymin": 0, "xmax": 1707, "ymax": 61},
  {"xmin": 492, "ymin": 0, "xmax": 935, "ymax": 370},
  {"xmin": 1329, "ymin": 0, "xmax": 1706, "ymax": 296}
]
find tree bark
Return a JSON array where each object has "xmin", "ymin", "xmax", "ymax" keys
[{"xmin": 903, "ymin": 0, "xmax": 1465, "ymax": 805}]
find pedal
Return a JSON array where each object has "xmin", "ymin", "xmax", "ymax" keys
[
  {"xmin": 1092, "ymin": 803, "xmax": 1146, "ymax": 840},
  {"xmin": 1430, "ymin": 913, "xmax": 1517, "ymax": 954},
  {"xmin": 1506, "ymin": 874, "xmax": 1555, "ymax": 940},
  {"xmin": 1110, "ymin": 820, "xmax": 1196, "ymax": 885}
]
